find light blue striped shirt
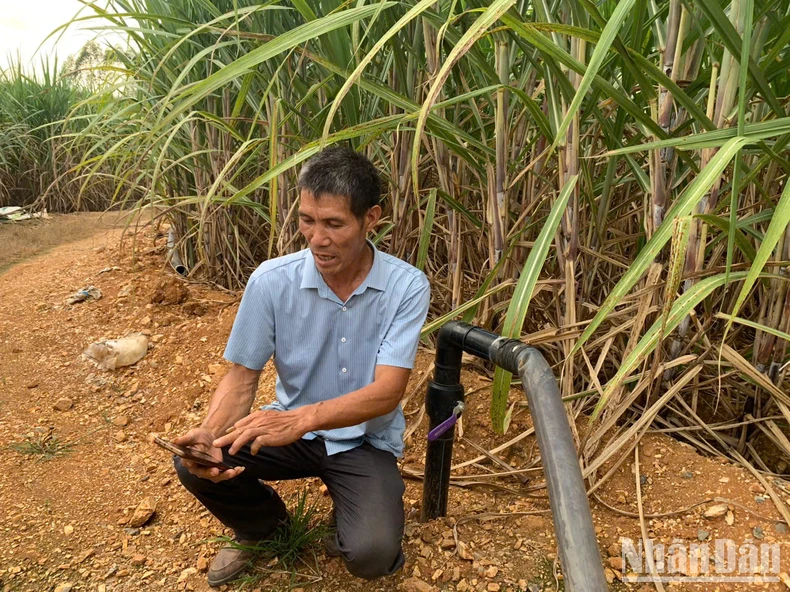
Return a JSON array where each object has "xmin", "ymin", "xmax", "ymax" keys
[{"xmin": 224, "ymin": 241, "xmax": 430, "ymax": 457}]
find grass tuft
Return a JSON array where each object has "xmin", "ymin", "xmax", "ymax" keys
[
  {"xmin": 217, "ymin": 490, "xmax": 329, "ymax": 588},
  {"xmin": 9, "ymin": 430, "xmax": 75, "ymax": 461}
]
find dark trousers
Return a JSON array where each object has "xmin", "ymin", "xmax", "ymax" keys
[{"xmin": 174, "ymin": 438, "xmax": 405, "ymax": 580}]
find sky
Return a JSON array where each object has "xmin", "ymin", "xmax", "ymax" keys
[{"xmin": 0, "ymin": 0, "xmax": 103, "ymax": 70}]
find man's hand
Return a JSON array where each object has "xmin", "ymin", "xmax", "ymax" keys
[
  {"xmin": 213, "ymin": 409, "xmax": 308, "ymax": 455},
  {"xmin": 173, "ymin": 427, "xmax": 246, "ymax": 483}
]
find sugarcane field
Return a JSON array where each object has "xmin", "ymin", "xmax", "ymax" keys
[{"xmin": 1, "ymin": 1, "xmax": 790, "ymax": 591}]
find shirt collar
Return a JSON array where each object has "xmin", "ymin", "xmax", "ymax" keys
[{"xmin": 300, "ymin": 240, "xmax": 387, "ymax": 296}]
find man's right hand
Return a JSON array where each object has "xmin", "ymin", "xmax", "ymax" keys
[{"xmin": 173, "ymin": 427, "xmax": 246, "ymax": 483}]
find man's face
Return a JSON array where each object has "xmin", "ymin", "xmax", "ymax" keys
[{"xmin": 298, "ymin": 189, "xmax": 381, "ymax": 280}]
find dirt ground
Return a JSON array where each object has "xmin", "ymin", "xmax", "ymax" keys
[
  {"xmin": 0, "ymin": 211, "xmax": 135, "ymax": 275},
  {"xmin": 1, "ymin": 214, "xmax": 790, "ymax": 592}
]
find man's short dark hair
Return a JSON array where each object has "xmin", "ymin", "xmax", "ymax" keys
[{"xmin": 297, "ymin": 145, "xmax": 382, "ymax": 219}]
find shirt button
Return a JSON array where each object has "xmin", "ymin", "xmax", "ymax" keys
[
  {"xmin": 342, "ymin": 306, "xmax": 347, "ymax": 311},
  {"xmin": 342, "ymin": 368, "xmax": 347, "ymax": 373},
  {"xmin": 341, "ymin": 337, "xmax": 347, "ymax": 343}
]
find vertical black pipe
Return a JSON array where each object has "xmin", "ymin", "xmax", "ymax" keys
[{"xmin": 420, "ymin": 327, "xmax": 464, "ymax": 521}]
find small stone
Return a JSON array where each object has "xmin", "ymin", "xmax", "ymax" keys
[
  {"xmin": 440, "ymin": 537, "xmax": 456, "ymax": 549},
  {"xmin": 607, "ymin": 542, "xmax": 620, "ymax": 557},
  {"xmin": 103, "ymin": 564, "xmax": 118, "ymax": 579},
  {"xmin": 726, "ymin": 510, "xmax": 735, "ymax": 526},
  {"xmin": 753, "ymin": 527, "xmax": 765, "ymax": 540},
  {"xmin": 319, "ymin": 484, "xmax": 328, "ymax": 496},
  {"xmin": 196, "ymin": 556, "xmax": 208, "ymax": 572},
  {"xmin": 54, "ymin": 398, "xmax": 74, "ymax": 411},
  {"xmin": 452, "ymin": 566, "xmax": 460, "ymax": 581},
  {"xmin": 755, "ymin": 495, "xmax": 766, "ymax": 504},
  {"xmin": 113, "ymin": 415, "xmax": 130, "ymax": 427},
  {"xmin": 697, "ymin": 530, "xmax": 710, "ymax": 541},
  {"xmin": 177, "ymin": 567, "xmax": 197, "ymax": 583},
  {"xmin": 719, "ymin": 477, "xmax": 730, "ymax": 483},
  {"xmin": 703, "ymin": 504, "xmax": 728, "ymax": 519},
  {"xmin": 608, "ymin": 557, "xmax": 624, "ymax": 571},
  {"xmin": 114, "ymin": 430, "xmax": 127, "ymax": 443},
  {"xmin": 131, "ymin": 554, "xmax": 146, "ymax": 566},
  {"xmin": 457, "ymin": 541, "xmax": 474, "ymax": 561},
  {"xmin": 775, "ymin": 523, "xmax": 788, "ymax": 534},
  {"xmin": 98, "ymin": 585, "xmax": 107, "ymax": 592},
  {"xmin": 750, "ymin": 483, "xmax": 766, "ymax": 494},
  {"xmin": 604, "ymin": 568, "xmax": 616, "ymax": 584},
  {"xmin": 401, "ymin": 576, "xmax": 433, "ymax": 592},
  {"xmin": 682, "ymin": 471, "xmax": 694, "ymax": 479},
  {"xmin": 63, "ymin": 525, "xmax": 74, "ymax": 536},
  {"xmin": 484, "ymin": 566, "xmax": 498, "ymax": 578},
  {"xmin": 76, "ymin": 549, "xmax": 95, "ymax": 564},
  {"xmin": 616, "ymin": 493, "xmax": 627, "ymax": 504},
  {"xmin": 487, "ymin": 584, "xmax": 501, "ymax": 592},
  {"xmin": 54, "ymin": 584, "xmax": 73, "ymax": 592},
  {"xmin": 128, "ymin": 497, "xmax": 157, "ymax": 527},
  {"xmin": 640, "ymin": 475, "xmax": 648, "ymax": 485},
  {"xmin": 456, "ymin": 580, "xmax": 469, "ymax": 592}
]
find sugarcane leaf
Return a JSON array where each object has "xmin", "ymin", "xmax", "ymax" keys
[
  {"xmin": 726, "ymin": 178, "xmax": 790, "ymax": 334},
  {"xmin": 573, "ymin": 136, "xmax": 749, "ymax": 353},
  {"xmin": 322, "ymin": 0, "xmax": 437, "ymax": 140},
  {"xmin": 170, "ymin": 4, "xmax": 396, "ymax": 119},
  {"xmin": 416, "ymin": 189, "xmax": 437, "ymax": 271},
  {"xmin": 411, "ymin": 0, "xmax": 517, "ymax": 196},
  {"xmin": 550, "ymin": 0, "xmax": 637, "ymax": 152},
  {"xmin": 593, "ymin": 271, "xmax": 750, "ymax": 420},
  {"xmin": 490, "ymin": 174, "xmax": 577, "ymax": 433}
]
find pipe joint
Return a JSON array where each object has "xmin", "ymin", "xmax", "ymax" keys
[
  {"xmin": 488, "ymin": 337, "xmax": 529, "ymax": 373},
  {"xmin": 425, "ymin": 381, "xmax": 464, "ymax": 433}
]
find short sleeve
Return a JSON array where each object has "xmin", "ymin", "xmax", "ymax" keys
[
  {"xmin": 376, "ymin": 274, "xmax": 430, "ymax": 369},
  {"xmin": 223, "ymin": 274, "xmax": 275, "ymax": 370}
]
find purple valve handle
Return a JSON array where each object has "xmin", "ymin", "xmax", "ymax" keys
[{"xmin": 427, "ymin": 402, "xmax": 465, "ymax": 442}]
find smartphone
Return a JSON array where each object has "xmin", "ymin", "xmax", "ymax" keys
[{"xmin": 153, "ymin": 436, "xmax": 232, "ymax": 470}]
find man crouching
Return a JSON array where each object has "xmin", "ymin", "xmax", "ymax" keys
[{"xmin": 172, "ymin": 145, "xmax": 430, "ymax": 586}]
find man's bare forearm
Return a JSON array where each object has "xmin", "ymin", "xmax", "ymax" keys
[
  {"xmin": 213, "ymin": 366, "xmax": 412, "ymax": 452},
  {"xmin": 297, "ymin": 366, "xmax": 411, "ymax": 434},
  {"xmin": 200, "ymin": 364, "xmax": 261, "ymax": 436}
]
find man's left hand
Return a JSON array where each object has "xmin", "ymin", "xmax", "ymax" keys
[{"xmin": 212, "ymin": 409, "xmax": 309, "ymax": 455}]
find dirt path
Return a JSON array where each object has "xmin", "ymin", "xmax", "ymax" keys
[
  {"xmin": 0, "ymin": 211, "xmax": 134, "ymax": 274},
  {"xmin": 1, "ymin": 218, "xmax": 789, "ymax": 592}
]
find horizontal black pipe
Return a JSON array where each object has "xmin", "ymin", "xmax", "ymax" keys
[{"xmin": 423, "ymin": 321, "xmax": 607, "ymax": 592}]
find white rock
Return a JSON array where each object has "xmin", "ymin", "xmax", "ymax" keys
[
  {"xmin": 704, "ymin": 504, "xmax": 729, "ymax": 519},
  {"xmin": 83, "ymin": 333, "xmax": 149, "ymax": 371}
]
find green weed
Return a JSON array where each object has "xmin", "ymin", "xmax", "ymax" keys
[
  {"xmin": 217, "ymin": 490, "xmax": 329, "ymax": 589},
  {"xmin": 8, "ymin": 430, "xmax": 75, "ymax": 461}
]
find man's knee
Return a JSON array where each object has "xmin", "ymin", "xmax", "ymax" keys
[{"xmin": 343, "ymin": 534, "xmax": 403, "ymax": 580}]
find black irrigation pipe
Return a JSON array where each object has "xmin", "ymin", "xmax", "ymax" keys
[{"xmin": 421, "ymin": 321, "xmax": 607, "ymax": 592}]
